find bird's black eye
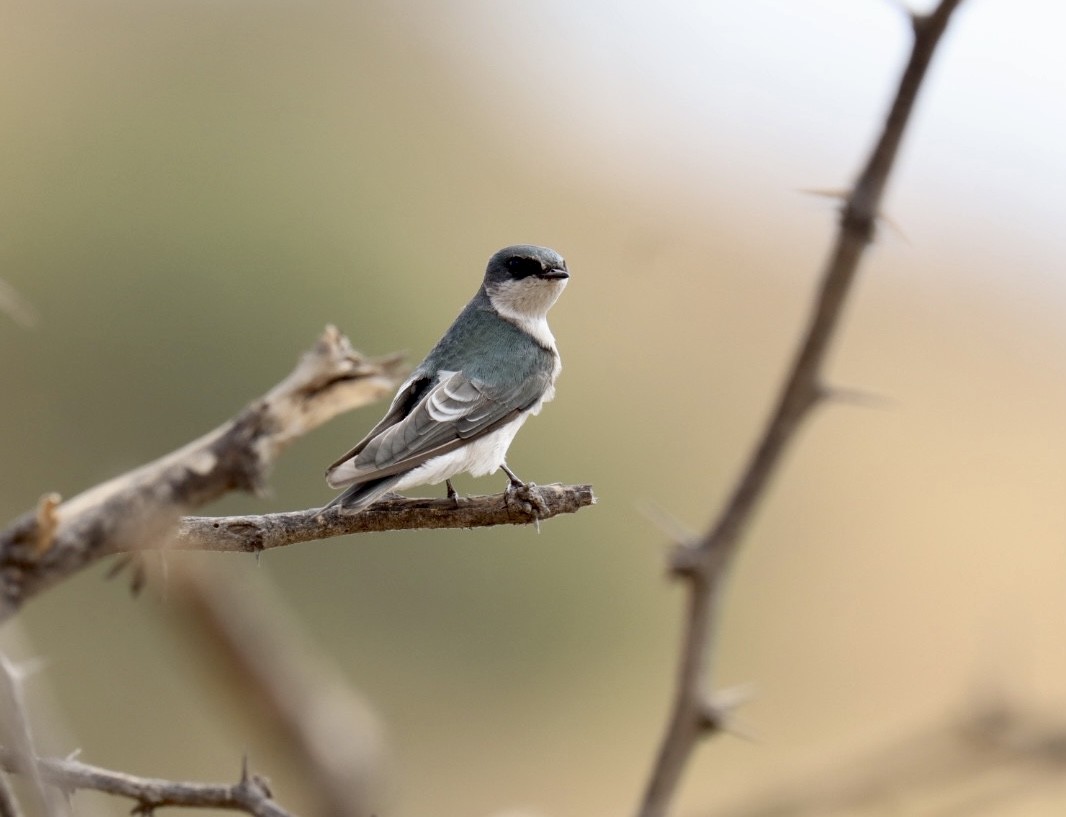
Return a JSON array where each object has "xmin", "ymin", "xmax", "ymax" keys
[{"xmin": 505, "ymin": 255, "xmax": 543, "ymax": 279}]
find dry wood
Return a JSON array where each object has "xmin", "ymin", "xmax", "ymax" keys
[
  {"xmin": 0, "ymin": 750, "xmax": 295, "ymax": 817},
  {"xmin": 0, "ymin": 326, "xmax": 404, "ymax": 620},
  {"xmin": 174, "ymin": 483, "xmax": 596, "ymax": 552}
]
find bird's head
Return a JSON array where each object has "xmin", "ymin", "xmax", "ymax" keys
[{"xmin": 483, "ymin": 245, "xmax": 569, "ymax": 319}]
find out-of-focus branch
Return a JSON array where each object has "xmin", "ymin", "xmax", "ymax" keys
[
  {"xmin": 636, "ymin": 3, "xmax": 968, "ymax": 816},
  {"xmin": 174, "ymin": 483, "xmax": 596, "ymax": 552},
  {"xmin": 707, "ymin": 701, "xmax": 1066, "ymax": 817},
  {"xmin": 0, "ymin": 751, "xmax": 295, "ymax": 817},
  {"xmin": 0, "ymin": 279, "xmax": 37, "ymax": 328},
  {"xmin": 171, "ymin": 562, "xmax": 385, "ymax": 817},
  {"xmin": 0, "ymin": 652, "xmax": 65, "ymax": 817},
  {"xmin": 0, "ymin": 775, "xmax": 20, "ymax": 817},
  {"xmin": 0, "ymin": 326, "xmax": 406, "ymax": 622}
]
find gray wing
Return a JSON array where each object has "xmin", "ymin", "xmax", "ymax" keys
[
  {"xmin": 325, "ymin": 369, "xmax": 548, "ymax": 488},
  {"xmin": 325, "ymin": 372, "xmax": 429, "ymax": 475}
]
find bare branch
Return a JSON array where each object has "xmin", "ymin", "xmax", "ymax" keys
[
  {"xmin": 0, "ymin": 319, "xmax": 595, "ymax": 620},
  {"xmin": 0, "ymin": 653, "xmax": 64, "ymax": 817},
  {"xmin": 0, "ymin": 751, "xmax": 295, "ymax": 817},
  {"xmin": 171, "ymin": 562, "xmax": 384, "ymax": 817},
  {"xmin": 707, "ymin": 701, "xmax": 1066, "ymax": 817},
  {"xmin": 173, "ymin": 484, "xmax": 596, "ymax": 553},
  {"xmin": 0, "ymin": 774, "xmax": 20, "ymax": 817},
  {"xmin": 0, "ymin": 326, "xmax": 406, "ymax": 621},
  {"xmin": 0, "ymin": 279, "xmax": 37, "ymax": 328},
  {"xmin": 636, "ymin": 3, "xmax": 968, "ymax": 816}
]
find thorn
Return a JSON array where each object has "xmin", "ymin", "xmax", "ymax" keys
[
  {"xmin": 238, "ymin": 757, "xmax": 273, "ymax": 799},
  {"xmin": 254, "ymin": 773, "xmax": 273, "ymax": 799},
  {"xmin": 799, "ymin": 187, "xmax": 849, "ymax": 203},
  {"xmin": 821, "ymin": 384, "xmax": 895, "ymax": 410},
  {"xmin": 64, "ymin": 748, "xmax": 82, "ymax": 762},
  {"xmin": 636, "ymin": 500, "xmax": 698, "ymax": 548},
  {"xmin": 799, "ymin": 189, "xmax": 909, "ymax": 242},
  {"xmin": 639, "ymin": 501, "xmax": 706, "ymax": 578},
  {"xmin": 668, "ymin": 543, "xmax": 704, "ymax": 579},
  {"xmin": 7, "ymin": 656, "xmax": 49, "ymax": 684},
  {"xmin": 699, "ymin": 683, "xmax": 758, "ymax": 739},
  {"xmin": 876, "ymin": 208, "xmax": 909, "ymax": 243}
]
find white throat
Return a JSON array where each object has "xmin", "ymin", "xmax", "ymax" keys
[{"xmin": 486, "ymin": 279, "xmax": 566, "ymax": 351}]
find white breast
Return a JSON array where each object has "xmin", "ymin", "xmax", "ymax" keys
[{"xmin": 392, "ymin": 414, "xmax": 531, "ymax": 490}]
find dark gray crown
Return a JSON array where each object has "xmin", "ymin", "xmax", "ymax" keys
[{"xmin": 485, "ymin": 245, "xmax": 568, "ymax": 284}]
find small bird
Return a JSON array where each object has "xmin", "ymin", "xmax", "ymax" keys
[{"xmin": 324, "ymin": 244, "xmax": 569, "ymax": 512}]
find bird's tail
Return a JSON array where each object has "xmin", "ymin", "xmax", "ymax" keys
[{"xmin": 323, "ymin": 474, "xmax": 405, "ymax": 513}]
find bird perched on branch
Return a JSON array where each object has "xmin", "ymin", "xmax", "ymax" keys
[{"xmin": 325, "ymin": 244, "xmax": 569, "ymax": 512}]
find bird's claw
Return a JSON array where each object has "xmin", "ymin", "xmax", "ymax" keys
[{"xmin": 505, "ymin": 480, "xmax": 548, "ymax": 524}]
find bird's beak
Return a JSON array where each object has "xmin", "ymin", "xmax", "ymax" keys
[{"xmin": 537, "ymin": 267, "xmax": 570, "ymax": 280}]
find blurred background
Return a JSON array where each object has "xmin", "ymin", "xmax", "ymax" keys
[{"xmin": 2, "ymin": 0, "xmax": 1066, "ymax": 814}]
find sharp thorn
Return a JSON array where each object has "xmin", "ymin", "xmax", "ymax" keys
[
  {"xmin": 9, "ymin": 656, "xmax": 49, "ymax": 683},
  {"xmin": 668, "ymin": 543, "xmax": 704, "ymax": 579},
  {"xmin": 822, "ymin": 384, "xmax": 895, "ymax": 410},
  {"xmin": 636, "ymin": 499, "xmax": 698, "ymax": 548},
  {"xmin": 878, "ymin": 210, "xmax": 910, "ymax": 244},
  {"xmin": 700, "ymin": 683, "xmax": 758, "ymax": 737},
  {"xmin": 798, "ymin": 187, "xmax": 849, "ymax": 203}
]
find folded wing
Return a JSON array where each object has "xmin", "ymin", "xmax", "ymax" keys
[{"xmin": 325, "ymin": 369, "xmax": 548, "ymax": 488}]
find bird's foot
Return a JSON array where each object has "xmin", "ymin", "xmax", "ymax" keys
[
  {"xmin": 445, "ymin": 479, "xmax": 460, "ymax": 508},
  {"xmin": 502, "ymin": 467, "xmax": 548, "ymax": 526},
  {"xmin": 500, "ymin": 464, "xmax": 525, "ymax": 491}
]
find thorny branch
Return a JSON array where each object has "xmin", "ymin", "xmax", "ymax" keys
[
  {"xmin": 0, "ymin": 654, "xmax": 57, "ymax": 817},
  {"xmin": 0, "ymin": 326, "xmax": 595, "ymax": 622},
  {"xmin": 636, "ymin": 3, "xmax": 968, "ymax": 816},
  {"xmin": 706, "ymin": 701, "xmax": 1066, "ymax": 817},
  {"xmin": 172, "ymin": 562, "xmax": 384, "ymax": 817},
  {"xmin": 0, "ymin": 750, "xmax": 295, "ymax": 817},
  {"xmin": 0, "ymin": 326, "xmax": 404, "ymax": 621},
  {"xmin": 0, "ymin": 629, "xmax": 298, "ymax": 817}
]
